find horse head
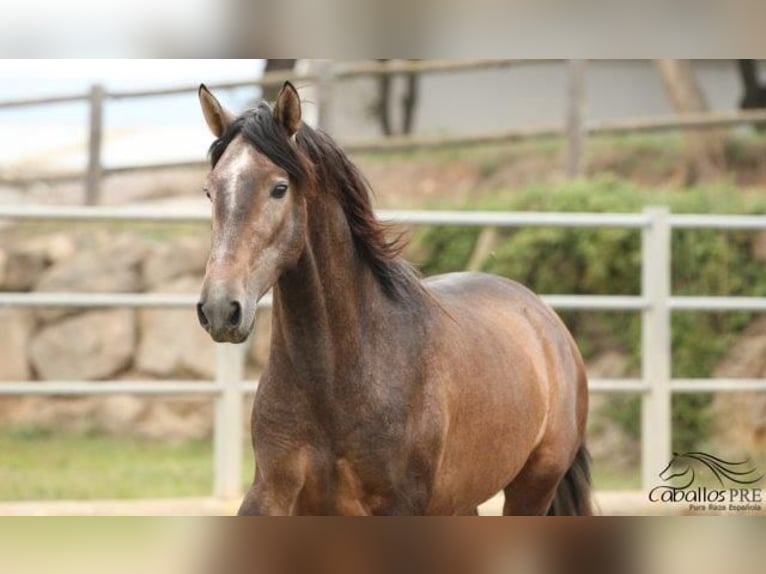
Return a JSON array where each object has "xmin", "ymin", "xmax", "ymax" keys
[{"xmin": 196, "ymin": 82, "xmax": 310, "ymax": 343}]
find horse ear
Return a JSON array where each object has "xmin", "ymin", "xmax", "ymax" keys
[
  {"xmin": 198, "ymin": 84, "xmax": 234, "ymax": 138},
  {"xmin": 273, "ymin": 81, "xmax": 302, "ymax": 137}
]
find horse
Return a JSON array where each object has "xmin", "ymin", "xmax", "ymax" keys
[
  {"xmin": 659, "ymin": 451, "xmax": 763, "ymax": 489},
  {"xmin": 195, "ymin": 81, "xmax": 591, "ymax": 515}
]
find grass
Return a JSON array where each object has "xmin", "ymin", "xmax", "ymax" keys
[
  {"xmin": 0, "ymin": 426, "xmax": 640, "ymax": 502},
  {"xmin": 592, "ymin": 466, "xmax": 641, "ymax": 491},
  {"xmin": 0, "ymin": 427, "xmax": 254, "ymax": 501}
]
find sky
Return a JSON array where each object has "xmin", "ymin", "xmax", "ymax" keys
[
  {"xmin": 0, "ymin": 60, "xmax": 259, "ymax": 92},
  {"xmin": 0, "ymin": 60, "xmax": 265, "ymax": 170},
  {"xmin": 1, "ymin": 60, "xmax": 263, "ymax": 123}
]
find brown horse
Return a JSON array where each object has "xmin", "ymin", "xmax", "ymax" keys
[{"xmin": 196, "ymin": 82, "xmax": 591, "ymax": 515}]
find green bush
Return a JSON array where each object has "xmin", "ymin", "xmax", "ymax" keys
[{"xmin": 409, "ymin": 177, "xmax": 766, "ymax": 451}]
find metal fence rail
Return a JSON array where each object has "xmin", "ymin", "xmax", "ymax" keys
[{"xmin": 1, "ymin": 205, "xmax": 765, "ymax": 495}]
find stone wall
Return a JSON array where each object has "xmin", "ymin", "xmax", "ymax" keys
[
  {"xmin": 1, "ymin": 227, "xmax": 764, "ymax": 450},
  {"xmin": 711, "ymin": 317, "xmax": 766, "ymax": 457},
  {"xmin": 0, "ymin": 228, "xmax": 271, "ymax": 440}
]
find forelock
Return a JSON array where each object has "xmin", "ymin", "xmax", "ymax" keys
[{"xmin": 208, "ymin": 103, "xmax": 309, "ymax": 185}]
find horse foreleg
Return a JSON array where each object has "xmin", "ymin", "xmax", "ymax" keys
[
  {"xmin": 238, "ymin": 480, "xmax": 303, "ymax": 516},
  {"xmin": 238, "ymin": 462, "xmax": 305, "ymax": 516}
]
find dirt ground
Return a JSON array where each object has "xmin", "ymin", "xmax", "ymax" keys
[{"xmin": 0, "ymin": 491, "xmax": 680, "ymax": 516}]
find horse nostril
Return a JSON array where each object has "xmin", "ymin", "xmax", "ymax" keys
[
  {"xmin": 197, "ymin": 302, "xmax": 209, "ymax": 328},
  {"xmin": 228, "ymin": 301, "xmax": 242, "ymax": 328}
]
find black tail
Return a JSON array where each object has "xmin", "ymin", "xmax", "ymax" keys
[{"xmin": 547, "ymin": 444, "xmax": 593, "ymax": 516}]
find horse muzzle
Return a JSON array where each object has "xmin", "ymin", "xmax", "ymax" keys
[{"xmin": 197, "ymin": 283, "xmax": 252, "ymax": 343}]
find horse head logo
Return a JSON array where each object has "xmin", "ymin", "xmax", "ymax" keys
[{"xmin": 659, "ymin": 451, "xmax": 763, "ymax": 489}]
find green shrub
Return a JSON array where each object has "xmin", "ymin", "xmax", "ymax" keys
[{"xmin": 409, "ymin": 177, "xmax": 766, "ymax": 451}]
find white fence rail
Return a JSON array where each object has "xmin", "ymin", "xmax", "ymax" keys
[{"xmin": 1, "ymin": 205, "xmax": 765, "ymax": 495}]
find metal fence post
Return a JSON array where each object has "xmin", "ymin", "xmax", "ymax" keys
[
  {"xmin": 213, "ymin": 340, "xmax": 247, "ymax": 500},
  {"xmin": 641, "ymin": 206, "xmax": 672, "ymax": 491},
  {"xmin": 85, "ymin": 84, "xmax": 105, "ymax": 206}
]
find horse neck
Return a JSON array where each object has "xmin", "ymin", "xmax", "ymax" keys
[{"xmin": 271, "ymin": 191, "xmax": 387, "ymax": 380}]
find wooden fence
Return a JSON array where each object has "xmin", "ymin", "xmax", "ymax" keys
[{"xmin": 2, "ymin": 59, "xmax": 766, "ymax": 204}]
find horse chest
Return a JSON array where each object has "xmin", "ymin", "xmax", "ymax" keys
[{"xmin": 253, "ymin": 370, "xmax": 433, "ymax": 514}]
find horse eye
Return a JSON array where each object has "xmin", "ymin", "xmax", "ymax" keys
[
  {"xmin": 271, "ymin": 183, "xmax": 288, "ymax": 199},
  {"xmin": 204, "ymin": 188, "xmax": 211, "ymax": 201}
]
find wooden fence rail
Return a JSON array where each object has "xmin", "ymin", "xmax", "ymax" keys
[
  {"xmin": 0, "ymin": 59, "xmax": 554, "ymax": 109},
  {"xmin": 2, "ymin": 60, "xmax": 766, "ymax": 203}
]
